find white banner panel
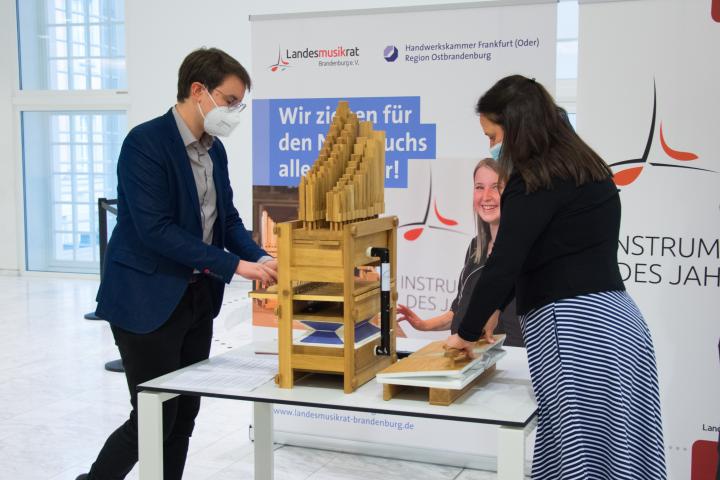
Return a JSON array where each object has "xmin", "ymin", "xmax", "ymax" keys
[
  {"xmin": 577, "ymin": 1, "xmax": 720, "ymax": 478},
  {"xmin": 250, "ymin": 0, "xmax": 556, "ymax": 468},
  {"xmin": 250, "ymin": 0, "xmax": 556, "ymax": 337}
]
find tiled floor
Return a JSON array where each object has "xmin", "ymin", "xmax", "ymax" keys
[{"xmin": 0, "ymin": 275, "xmax": 507, "ymax": 479}]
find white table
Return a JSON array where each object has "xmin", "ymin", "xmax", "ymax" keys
[{"xmin": 137, "ymin": 346, "xmax": 537, "ymax": 480}]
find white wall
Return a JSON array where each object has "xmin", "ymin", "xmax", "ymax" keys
[
  {"xmin": 0, "ymin": 0, "xmax": 500, "ymax": 272},
  {"xmin": 0, "ymin": 0, "xmax": 20, "ymax": 272},
  {"xmin": 124, "ymin": 0, "xmax": 497, "ymax": 227}
]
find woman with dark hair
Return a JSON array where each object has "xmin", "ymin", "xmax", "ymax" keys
[
  {"xmin": 446, "ymin": 75, "xmax": 666, "ymax": 479},
  {"xmin": 397, "ymin": 158, "xmax": 523, "ymax": 347}
]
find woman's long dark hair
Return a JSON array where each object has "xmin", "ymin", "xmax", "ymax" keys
[{"xmin": 476, "ymin": 75, "xmax": 611, "ymax": 191}]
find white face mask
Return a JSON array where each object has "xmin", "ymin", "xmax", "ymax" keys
[{"xmin": 198, "ymin": 88, "xmax": 242, "ymax": 137}]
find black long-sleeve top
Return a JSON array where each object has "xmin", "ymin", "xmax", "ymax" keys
[
  {"xmin": 449, "ymin": 238, "xmax": 524, "ymax": 347},
  {"xmin": 457, "ymin": 172, "xmax": 625, "ymax": 342}
]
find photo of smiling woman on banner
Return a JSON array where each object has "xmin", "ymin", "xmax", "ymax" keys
[{"xmin": 397, "ymin": 157, "xmax": 524, "ymax": 348}]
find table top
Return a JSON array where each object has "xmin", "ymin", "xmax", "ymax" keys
[{"xmin": 139, "ymin": 344, "xmax": 537, "ymax": 428}]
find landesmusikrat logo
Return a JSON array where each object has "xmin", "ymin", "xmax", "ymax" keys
[
  {"xmin": 268, "ymin": 47, "xmax": 291, "ymax": 72},
  {"xmin": 269, "ymin": 45, "xmax": 360, "ymax": 72}
]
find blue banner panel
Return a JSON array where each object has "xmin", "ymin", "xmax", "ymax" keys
[{"xmin": 252, "ymin": 96, "xmax": 436, "ymax": 188}]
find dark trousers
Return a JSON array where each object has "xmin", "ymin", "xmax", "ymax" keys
[{"xmin": 88, "ymin": 277, "xmax": 215, "ymax": 480}]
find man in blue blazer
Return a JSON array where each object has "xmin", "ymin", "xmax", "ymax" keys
[{"xmin": 78, "ymin": 48, "xmax": 277, "ymax": 480}]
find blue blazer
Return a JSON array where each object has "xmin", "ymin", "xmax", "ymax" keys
[{"xmin": 96, "ymin": 109, "xmax": 267, "ymax": 333}]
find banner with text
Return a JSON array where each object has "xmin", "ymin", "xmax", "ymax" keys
[
  {"xmin": 251, "ymin": 0, "xmax": 557, "ymax": 338},
  {"xmin": 577, "ymin": 0, "xmax": 720, "ymax": 477},
  {"xmin": 250, "ymin": 0, "xmax": 556, "ymax": 467}
]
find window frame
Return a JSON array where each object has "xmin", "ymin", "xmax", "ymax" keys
[{"xmin": 12, "ymin": 0, "xmax": 129, "ymax": 275}]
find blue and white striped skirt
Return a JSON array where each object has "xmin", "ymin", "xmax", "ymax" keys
[{"xmin": 519, "ymin": 290, "xmax": 666, "ymax": 479}]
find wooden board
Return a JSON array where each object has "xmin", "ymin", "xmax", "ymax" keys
[
  {"xmin": 294, "ymin": 281, "xmax": 378, "ymax": 300},
  {"xmin": 376, "ymin": 334, "xmax": 506, "ymax": 379},
  {"xmin": 377, "ymin": 349, "xmax": 506, "ymax": 389},
  {"xmin": 248, "ymin": 280, "xmax": 379, "ymax": 302},
  {"xmin": 382, "ymin": 365, "xmax": 497, "ymax": 406}
]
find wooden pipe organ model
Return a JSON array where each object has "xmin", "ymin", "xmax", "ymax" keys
[{"xmin": 251, "ymin": 101, "xmax": 398, "ymax": 393}]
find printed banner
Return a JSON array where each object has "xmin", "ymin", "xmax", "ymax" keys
[
  {"xmin": 250, "ymin": 0, "xmax": 556, "ymax": 467},
  {"xmin": 253, "ymin": 96, "xmax": 436, "ymax": 188},
  {"xmin": 576, "ymin": 1, "xmax": 720, "ymax": 478}
]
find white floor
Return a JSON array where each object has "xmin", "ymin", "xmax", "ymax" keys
[{"xmin": 0, "ymin": 275, "xmax": 505, "ymax": 480}]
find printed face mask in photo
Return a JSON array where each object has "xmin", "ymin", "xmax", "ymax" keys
[{"xmin": 198, "ymin": 87, "xmax": 243, "ymax": 137}]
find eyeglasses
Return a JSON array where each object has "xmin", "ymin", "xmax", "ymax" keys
[{"xmin": 210, "ymin": 87, "xmax": 246, "ymax": 113}]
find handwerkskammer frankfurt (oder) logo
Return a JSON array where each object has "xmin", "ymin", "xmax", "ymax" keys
[{"xmin": 383, "ymin": 45, "xmax": 399, "ymax": 62}]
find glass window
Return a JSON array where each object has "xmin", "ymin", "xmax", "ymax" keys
[
  {"xmin": 17, "ymin": 0, "xmax": 126, "ymax": 90},
  {"xmin": 557, "ymin": 1, "xmax": 579, "ymax": 41},
  {"xmin": 556, "ymin": 1, "xmax": 578, "ymax": 117},
  {"xmin": 22, "ymin": 111, "xmax": 126, "ymax": 273},
  {"xmin": 556, "ymin": 1, "xmax": 578, "ymax": 80},
  {"xmin": 17, "ymin": 0, "xmax": 126, "ymax": 274}
]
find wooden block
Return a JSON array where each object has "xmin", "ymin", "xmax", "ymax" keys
[
  {"xmin": 288, "ymin": 281, "xmax": 378, "ymax": 301},
  {"xmin": 353, "ymin": 292, "xmax": 380, "ymax": 322},
  {"xmin": 292, "ymin": 302, "xmax": 343, "ymax": 323},
  {"xmin": 428, "ymin": 365, "xmax": 496, "ymax": 406},
  {"xmin": 381, "ymin": 364, "xmax": 497, "ymax": 406},
  {"xmin": 277, "ymin": 222, "xmax": 294, "ymax": 389},
  {"xmin": 293, "ymin": 344, "xmax": 344, "ymax": 357},
  {"xmin": 353, "ymin": 354, "xmax": 393, "ymax": 390},
  {"xmin": 383, "ymin": 383, "xmax": 405, "ymax": 401},
  {"xmin": 353, "ymin": 231, "xmax": 388, "ymax": 266},
  {"xmin": 347, "ymin": 216, "xmax": 395, "ymax": 238},
  {"xmin": 248, "ymin": 282, "xmax": 278, "ymax": 296},
  {"xmin": 289, "ymin": 266, "xmax": 344, "ymax": 283},
  {"xmin": 353, "ymin": 337, "xmax": 382, "ymax": 371},
  {"xmin": 342, "ymin": 225, "xmax": 356, "ymax": 394},
  {"xmin": 292, "ymin": 353, "xmax": 344, "ymax": 373},
  {"xmin": 291, "ymin": 245, "xmax": 343, "ymax": 268}
]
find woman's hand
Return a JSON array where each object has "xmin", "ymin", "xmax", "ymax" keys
[
  {"xmin": 396, "ymin": 304, "xmax": 427, "ymax": 330},
  {"xmin": 398, "ymin": 306, "xmax": 454, "ymax": 331},
  {"xmin": 483, "ymin": 310, "xmax": 500, "ymax": 343},
  {"xmin": 444, "ymin": 333, "xmax": 478, "ymax": 358}
]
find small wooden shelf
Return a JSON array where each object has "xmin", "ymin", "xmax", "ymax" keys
[
  {"xmin": 293, "ymin": 302, "xmax": 343, "ymax": 322},
  {"xmin": 250, "ymin": 281, "xmax": 380, "ymax": 302},
  {"xmin": 248, "ymin": 285, "xmax": 279, "ymax": 300},
  {"xmin": 294, "ymin": 281, "xmax": 379, "ymax": 301}
]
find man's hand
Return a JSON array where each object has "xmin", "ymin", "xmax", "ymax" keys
[
  {"xmin": 235, "ymin": 260, "xmax": 277, "ymax": 285},
  {"xmin": 261, "ymin": 258, "xmax": 278, "ymax": 273}
]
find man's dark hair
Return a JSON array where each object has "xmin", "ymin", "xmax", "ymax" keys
[
  {"xmin": 476, "ymin": 75, "xmax": 611, "ymax": 192},
  {"xmin": 177, "ymin": 47, "xmax": 252, "ymax": 102}
]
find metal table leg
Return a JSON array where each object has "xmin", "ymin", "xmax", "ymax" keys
[
  {"xmin": 253, "ymin": 402, "xmax": 274, "ymax": 480},
  {"xmin": 138, "ymin": 391, "xmax": 177, "ymax": 479},
  {"xmin": 497, "ymin": 417, "xmax": 536, "ymax": 479}
]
